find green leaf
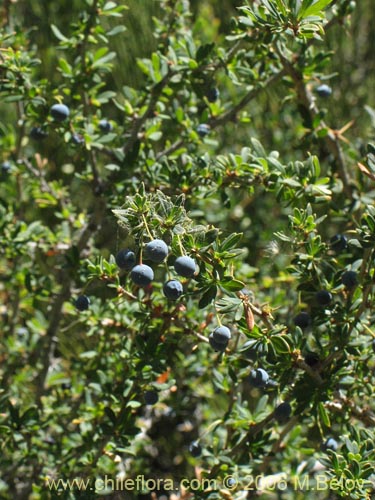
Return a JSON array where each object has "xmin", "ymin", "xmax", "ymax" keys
[
  {"xmin": 220, "ymin": 277, "xmax": 245, "ymax": 292},
  {"xmin": 298, "ymin": 0, "xmax": 333, "ymax": 19},
  {"xmin": 3, "ymin": 95, "xmax": 24, "ymax": 103},
  {"xmin": 251, "ymin": 137, "xmax": 266, "ymax": 157},
  {"xmin": 92, "ymin": 51, "xmax": 116, "ymax": 69},
  {"xmin": 198, "ymin": 285, "xmax": 217, "ymax": 309},
  {"xmin": 261, "ymin": 0, "xmax": 283, "ymax": 18},
  {"xmin": 51, "ymin": 24, "xmax": 68, "ymax": 42},
  {"xmin": 103, "ymin": 1, "xmax": 117, "ymax": 9},
  {"xmin": 127, "ymin": 400, "xmax": 142, "ymax": 409},
  {"xmin": 104, "ymin": 407, "xmax": 117, "ymax": 425},
  {"xmin": 148, "ymin": 131, "xmax": 162, "ymax": 141},
  {"xmin": 58, "ymin": 58, "xmax": 72, "ymax": 76},
  {"xmin": 274, "ymin": 0, "xmax": 288, "ymax": 16},
  {"xmin": 317, "ymin": 401, "xmax": 331, "ymax": 428},
  {"xmin": 20, "ymin": 407, "xmax": 39, "ymax": 425},
  {"xmin": 107, "ymin": 25, "xmax": 127, "ymax": 37},
  {"xmin": 219, "ymin": 233, "xmax": 243, "ymax": 252},
  {"xmin": 8, "ymin": 402, "xmax": 20, "ymax": 425},
  {"xmin": 196, "ymin": 43, "xmax": 215, "ymax": 62},
  {"xmin": 270, "ymin": 335, "xmax": 291, "ymax": 354},
  {"xmin": 93, "ymin": 47, "xmax": 109, "ymax": 61},
  {"xmin": 79, "ymin": 351, "xmax": 98, "ymax": 360}
]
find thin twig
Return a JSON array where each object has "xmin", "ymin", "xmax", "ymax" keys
[
  {"xmin": 123, "ymin": 71, "xmax": 174, "ymax": 156},
  {"xmin": 155, "ymin": 139, "xmax": 184, "ymax": 161}
]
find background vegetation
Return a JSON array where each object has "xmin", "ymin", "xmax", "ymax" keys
[{"xmin": 1, "ymin": 0, "xmax": 375, "ymax": 499}]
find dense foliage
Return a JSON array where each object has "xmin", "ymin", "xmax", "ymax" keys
[{"xmin": 1, "ymin": 0, "xmax": 375, "ymax": 499}]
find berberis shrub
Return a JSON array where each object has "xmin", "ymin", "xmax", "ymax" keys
[{"xmin": 1, "ymin": 0, "xmax": 375, "ymax": 499}]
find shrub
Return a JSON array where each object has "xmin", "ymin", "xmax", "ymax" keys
[{"xmin": 0, "ymin": 0, "xmax": 375, "ymax": 499}]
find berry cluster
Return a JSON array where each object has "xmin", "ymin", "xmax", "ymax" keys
[
  {"xmin": 75, "ymin": 237, "xmax": 234, "ymax": 354},
  {"xmin": 115, "ymin": 239, "xmax": 197, "ymax": 296},
  {"xmin": 119, "ymin": 240, "xmax": 228, "ymax": 339}
]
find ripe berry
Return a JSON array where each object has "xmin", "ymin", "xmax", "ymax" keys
[
  {"xmin": 71, "ymin": 133, "xmax": 85, "ymax": 145},
  {"xmin": 274, "ymin": 402, "xmax": 292, "ymax": 423},
  {"xmin": 211, "ymin": 325, "xmax": 231, "ymax": 344},
  {"xmin": 206, "ymin": 87, "xmax": 219, "ymax": 103},
  {"xmin": 1, "ymin": 161, "xmax": 11, "ymax": 177},
  {"xmin": 249, "ymin": 368, "xmax": 269, "ymax": 388},
  {"xmin": 144, "ymin": 390, "xmax": 158, "ymax": 405},
  {"xmin": 174, "ymin": 256, "xmax": 197, "ymax": 278},
  {"xmin": 144, "ymin": 239, "xmax": 169, "ymax": 263},
  {"xmin": 130, "ymin": 264, "xmax": 154, "ymax": 286},
  {"xmin": 304, "ymin": 352, "xmax": 320, "ymax": 368},
  {"xmin": 30, "ymin": 127, "xmax": 48, "ymax": 140},
  {"xmin": 189, "ymin": 441, "xmax": 202, "ymax": 457},
  {"xmin": 330, "ymin": 234, "xmax": 347, "ymax": 252},
  {"xmin": 163, "ymin": 279, "xmax": 184, "ymax": 300},
  {"xmin": 226, "ymin": 478, "xmax": 236, "ymax": 488},
  {"xmin": 50, "ymin": 103, "xmax": 70, "ymax": 122},
  {"xmin": 315, "ymin": 84, "xmax": 332, "ymax": 97},
  {"xmin": 75, "ymin": 295, "xmax": 90, "ymax": 311},
  {"xmin": 293, "ymin": 312, "xmax": 311, "ymax": 329},
  {"xmin": 99, "ymin": 119, "xmax": 113, "ymax": 133},
  {"xmin": 209, "ymin": 334, "xmax": 228, "ymax": 352},
  {"xmin": 315, "ymin": 290, "xmax": 333, "ymax": 306},
  {"xmin": 197, "ymin": 123, "xmax": 210, "ymax": 137},
  {"xmin": 115, "ymin": 249, "xmax": 136, "ymax": 270},
  {"xmin": 341, "ymin": 270, "xmax": 358, "ymax": 289},
  {"xmin": 321, "ymin": 437, "xmax": 338, "ymax": 452},
  {"xmin": 209, "ymin": 326, "xmax": 231, "ymax": 352}
]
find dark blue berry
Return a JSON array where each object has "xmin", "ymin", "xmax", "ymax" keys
[
  {"xmin": 1, "ymin": 161, "xmax": 11, "ymax": 174},
  {"xmin": 75, "ymin": 295, "xmax": 90, "ymax": 311},
  {"xmin": 0, "ymin": 161, "xmax": 12, "ymax": 179},
  {"xmin": 316, "ymin": 84, "xmax": 332, "ymax": 97},
  {"xmin": 197, "ymin": 123, "xmax": 210, "ymax": 138},
  {"xmin": 304, "ymin": 352, "xmax": 320, "ymax": 368},
  {"xmin": 209, "ymin": 333, "xmax": 228, "ymax": 352},
  {"xmin": 174, "ymin": 256, "xmax": 196, "ymax": 278},
  {"xmin": 249, "ymin": 368, "xmax": 269, "ymax": 388},
  {"xmin": 115, "ymin": 249, "xmax": 136, "ymax": 270},
  {"xmin": 322, "ymin": 437, "xmax": 338, "ymax": 452},
  {"xmin": 212, "ymin": 325, "xmax": 231, "ymax": 344},
  {"xmin": 130, "ymin": 264, "xmax": 154, "ymax": 286},
  {"xmin": 342, "ymin": 270, "xmax": 358, "ymax": 289},
  {"xmin": 30, "ymin": 127, "xmax": 48, "ymax": 140},
  {"xmin": 206, "ymin": 87, "xmax": 219, "ymax": 103},
  {"xmin": 51, "ymin": 103, "xmax": 70, "ymax": 122},
  {"xmin": 274, "ymin": 402, "xmax": 292, "ymax": 423},
  {"xmin": 144, "ymin": 390, "xmax": 158, "ymax": 405},
  {"xmin": 163, "ymin": 279, "xmax": 184, "ymax": 300},
  {"xmin": 71, "ymin": 133, "xmax": 85, "ymax": 145},
  {"xmin": 99, "ymin": 119, "xmax": 113, "ymax": 133},
  {"xmin": 315, "ymin": 290, "xmax": 333, "ymax": 306},
  {"xmin": 293, "ymin": 312, "xmax": 311, "ymax": 329},
  {"xmin": 144, "ymin": 239, "xmax": 169, "ymax": 263},
  {"xmin": 330, "ymin": 234, "xmax": 347, "ymax": 252},
  {"xmin": 189, "ymin": 441, "xmax": 202, "ymax": 457}
]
